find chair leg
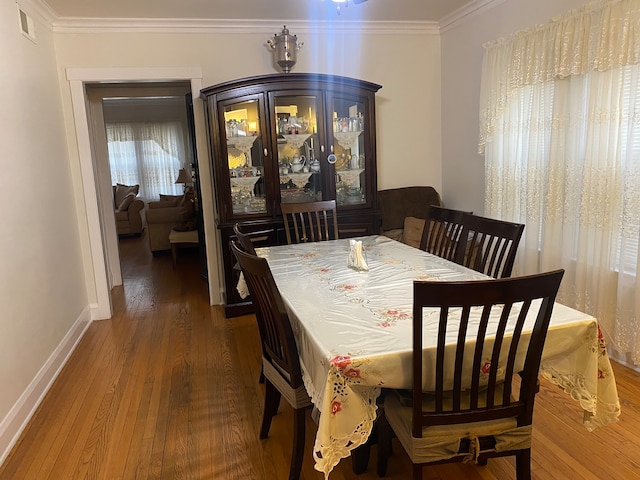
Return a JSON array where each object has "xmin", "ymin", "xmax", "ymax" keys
[
  {"xmin": 289, "ymin": 407, "xmax": 306, "ymax": 480},
  {"xmin": 354, "ymin": 410, "xmax": 382, "ymax": 473},
  {"xmin": 412, "ymin": 463, "xmax": 422, "ymax": 480},
  {"xmin": 352, "ymin": 442, "xmax": 371, "ymax": 474},
  {"xmin": 515, "ymin": 449, "xmax": 531, "ymax": 480},
  {"xmin": 259, "ymin": 380, "xmax": 281, "ymax": 439},
  {"xmin": 376, "ymin": 414, "xmax": 392, "ymax": 477}
]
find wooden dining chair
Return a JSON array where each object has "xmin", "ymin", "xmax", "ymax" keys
[
  {"xmin": 233, "ymin": 222, "xmax": 257, "ymax": 255},
  {"xmin": 377, "ymin": 269, "xmax": 565, "ymax": 480},
  {"xmin": 456, "ymin": 213, "xmax": 525, "ymax": 278},
  {"xmin": 230, "ymin": 241, "xmax": 313, "ymax": 480},
  {"xmin": 280, "ymin": 200, "xmax": 338, "ymax": 244},
  {"xmin": 419, "ymin": 205, "xmax": 469, "ymax": 261}
]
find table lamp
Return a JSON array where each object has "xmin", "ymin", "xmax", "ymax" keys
[{"xmin": 175, "ymin": 168, "xmax": 192, "ymax": 193}]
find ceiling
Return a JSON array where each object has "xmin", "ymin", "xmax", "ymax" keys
[{"xmin": 40, "ymin": 0, "xmax": 475, "ymax": 24}]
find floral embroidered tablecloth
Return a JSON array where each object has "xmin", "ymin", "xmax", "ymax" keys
[{"xmin": 258, "ymin": 235, "xmax": 621, "ymax": 478}]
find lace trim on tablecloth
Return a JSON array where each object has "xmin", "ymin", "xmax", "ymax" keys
[
  {"xmin": 541, "ymin": 366, "xmax": 620, "ymax": 432},
  {"xmin": 301, "ymin": 364, "xmax": 323, "ymax": 407},
  {"xmin": 300, "ymin": 361, "xmax": 382, "ymax": 478},
  {"xmin": 312, "ymin": 386, "xmax": 381, "ymax": 479}
]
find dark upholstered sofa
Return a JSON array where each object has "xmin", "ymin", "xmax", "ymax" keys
[{"xmin": 377, "ymin": 186, "xmax": 442, "ymax": 245}]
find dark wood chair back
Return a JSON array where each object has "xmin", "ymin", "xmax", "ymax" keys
[
  {"xmin": 376, "ymin": 270, "xmax": 564, "ymax": 479},
  {"xmin": 411, "ymin": 270, "xmax": 563, "ymax": 433},
  {"xmin": 230, "ymin": 241, "xmax": 304, "ymax": 388},
  {"xmin": 419, "ymin": 205, "xmax": 469, "ymax": 261},
  {"xmin": 233, "ymin": 223, "xmax": 257, "ymax": 255},
  {"xmin": 457, "ymin": 213, "xmax": 525, "ymax": 278},
  {"xmin": 281, "ymin": 200, "xmax": 338, "ymax": 244}
]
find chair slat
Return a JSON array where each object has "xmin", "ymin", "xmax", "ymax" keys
[{"xmin": 281, "ymin": 200, "xmax": 338, "ymax": 245}]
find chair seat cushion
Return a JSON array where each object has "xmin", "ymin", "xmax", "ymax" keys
[
  {"xmin": 262, "ymin": 358, "xmax": 312, "ymax": 409},
  {"xmin": 384, "ymin": 389, "xmax": 531, "ymax": 464}
]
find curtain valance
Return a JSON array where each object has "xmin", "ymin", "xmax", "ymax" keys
[
  {"xmin": 479, "ymin": 0, "xmax": 640, "ymax": 153},
  {"xmin": 106, "ymin": 121, "xmax": 183, "ymax": 158}
]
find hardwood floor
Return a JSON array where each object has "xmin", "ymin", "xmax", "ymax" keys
[{"xmin": 1, "ymin": 231, "xmax": 640, "ymax": 479}]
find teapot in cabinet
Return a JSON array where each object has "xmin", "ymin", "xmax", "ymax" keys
[
  {"xmin": 309, "ymin": 159, "xmax": 321, "ymax": 172},
  {"xmin": 291, "ymin": 154, "xmax": 306, "ymax": 173}
]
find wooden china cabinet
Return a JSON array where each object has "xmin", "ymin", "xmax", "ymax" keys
[{"xmin": 201, "ymin": 73, "xmax": 382, "ymax": 317}]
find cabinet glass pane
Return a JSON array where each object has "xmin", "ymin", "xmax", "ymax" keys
[
  {"xmin": 274, "ymin": 95, "xmax": 322, "ymax": 204},
  {"xmin": 332, "ymin": 97, "xmax": 366, "ymax": 206},
  {"xmin": 223, "ymin": 100, "xmax": 266, "ymax": 214}
]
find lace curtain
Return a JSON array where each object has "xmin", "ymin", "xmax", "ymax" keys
[
  {"xmin": 107, "ymin": 121, "xmax": 187, "ymax": 201},
  {"xmin": 478, "ymin": 0, "xmax": 640, "ymax": 364}
]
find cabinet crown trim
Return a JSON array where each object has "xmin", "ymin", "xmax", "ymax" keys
[{"xmin": 201, "ymin": 73, "xmax": 381, "ymax": 97}]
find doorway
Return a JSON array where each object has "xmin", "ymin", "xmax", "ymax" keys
[
  {"xmin": 67, "ymin": 67, "xmax": 220, "ymax": 320},
  {"xmin": 86, "ymin": 82, "xmax": 195, "ymax": 287}
]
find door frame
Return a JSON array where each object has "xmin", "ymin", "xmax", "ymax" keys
[{"xmin": 67, "ymin": 66, "xmax": 220, "ymax": 320}]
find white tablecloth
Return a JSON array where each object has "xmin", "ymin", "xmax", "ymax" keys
[{"xmin": 258, "ymin": 235, "xmax": 621, "ymax": 478}]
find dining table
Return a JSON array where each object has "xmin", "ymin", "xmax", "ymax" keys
[{"xmin": 256, "ymin": 235, "xmax": 621, "ymax": 478}]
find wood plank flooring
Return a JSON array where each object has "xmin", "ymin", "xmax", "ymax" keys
[{"xmin": 1, "ymin": 231, "xmax": 640, "ymax": 479}]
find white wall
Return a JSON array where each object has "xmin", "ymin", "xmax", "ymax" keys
[
  {"xmin": 440, "ymin": 0, "xmax": 590, "ymax": 213},
  {"xmin": 0, "ymin": 2, "xmax": 90, "ymax": 459}
]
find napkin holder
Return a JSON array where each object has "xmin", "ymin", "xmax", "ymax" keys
[
  {"xmin": 236, "ymin": 271, "xmax": 249, "ymax": 299},
  {"xmin": 348, "ymin": 239, "xmax": 369, "ymax": 271}
]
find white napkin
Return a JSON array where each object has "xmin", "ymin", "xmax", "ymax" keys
[
  {"xmin": 237, "ymin": 272, "xmax": 249, "ymax": 299},
  {"xmin": 348, "ymin": 239, "xmax": 369, "ymax": 271}
]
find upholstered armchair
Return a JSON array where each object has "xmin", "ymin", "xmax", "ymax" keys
[
  {"xmin": 145, "ymin": 194, "xmax": 184, "ymax": 253},
  {"xmin": 113, "ymin": 184, "xmax": 144, "ymax": 236}
]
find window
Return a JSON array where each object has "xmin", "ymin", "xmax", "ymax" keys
[
  {"xmin": 479, "ymin": 0, "xmax": 640, "ymax": 364},
  {"xmin": 107, "ymin": 121, "xmax": 186, "ymax": 201}
]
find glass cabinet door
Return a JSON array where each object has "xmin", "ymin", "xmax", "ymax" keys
[
  {"xmin": 330, "ymin": 95, "xmax": 367, "ymax": 207},
  {"xmin": 271, "ymin": 93, "xmax": 324, "ymax": 204},
  {"xmin": 221, "ymin": 98, "xmax": 266, "ymax": 215}
]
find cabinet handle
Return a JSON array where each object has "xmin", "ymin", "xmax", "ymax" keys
[
  {"xmin": 320, "ymin": 145, "xmax": 325, "ymax": 153},
  {"xmin": 264, "ymin": 148, "xmax": 268, "ymax": 156},
  {"xmin": 330, "ymin": 145, "xmax": 334, "ymax": 153}
]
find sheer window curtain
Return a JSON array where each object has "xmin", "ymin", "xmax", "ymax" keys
[
  {"xmin": 479, "ymin": 0, "xmax": 640, "ymax": 364},
  {"xmin": 107, "ymin": 121, "xmax": 187, "ymax": 202}
]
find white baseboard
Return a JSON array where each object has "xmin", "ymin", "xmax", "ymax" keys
[{"xmin": 0, "ymin": 307, "xmax": 93, "ymax": 465}]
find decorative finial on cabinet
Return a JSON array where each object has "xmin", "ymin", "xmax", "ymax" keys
[{"xmin": 266, "ymin": 26, "xmax": 303, "ymax": 74}]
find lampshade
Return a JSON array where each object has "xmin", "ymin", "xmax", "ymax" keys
[{"xmin": 175, "ymin": 168, "xmax": 191, "ymax": 184}]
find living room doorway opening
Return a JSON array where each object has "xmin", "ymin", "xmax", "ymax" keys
[{"xmin": 85, "ymin": 81, "xmax": 207, "ymax": 298}]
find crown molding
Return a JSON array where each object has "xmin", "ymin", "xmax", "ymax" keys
[
  {"xmin": 50, "ymin": 17, "xmax": 440, "ymax": 35},
  {"xmin": 439, "ymin": 0, "xmax": 506, "ymax": 32},
  {"xmin": 36, "ymin": 0, "xmax": 502, "ymax": 36}
]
